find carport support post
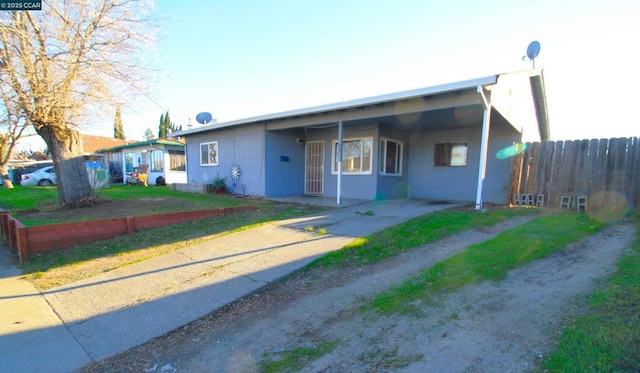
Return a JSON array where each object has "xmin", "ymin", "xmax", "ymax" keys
[
  {"xmin": 337, "ymin": 120, "xmax": 343, "ymax": 205},
  {"xmin": 475, "ymin": 85, "xmax": 491, "ymax": 210}
]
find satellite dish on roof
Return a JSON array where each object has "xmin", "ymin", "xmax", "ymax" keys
[
  {"xmin": 195, "ymin": 112, "xmax": 213, "ymax": 125},
  {"xmin": 523, "ymin": 41, "xmax": 541, "ymax": 68}
]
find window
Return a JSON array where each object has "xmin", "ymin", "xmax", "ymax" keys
[
  {"xmin": 434, "ymin": 143, "xmax": 468, "ymax": 167},
  {"xmin": 332, "ymin": 137, "xmax": 372, "ymax": 174},
  {"xmin": 169, "ymin": 149, "xmax": 186, "ymax": 171},
  {"xmin": 150, "ymin": 150, "xmax": 164, "ymax": 172},
  {"xmin": 379, "ymin": 138, "xmax": 403, "ymax": 175},
  {"xmin": 124, "ymin": 152, "xmax": 135, "ymax": 172},
  {"xmin": 200, "ymin": 141, "xmax": 219, "ymax": 166}
]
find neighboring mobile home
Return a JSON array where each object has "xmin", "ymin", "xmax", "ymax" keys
[
  {"xmin": 172, "ymin": 70, "xmax": 550, "ymax": 208},
  {"xmin": 101, "ymin": 139, "xmax": 187, "ymax": 186}
]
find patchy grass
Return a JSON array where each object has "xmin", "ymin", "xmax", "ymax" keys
[
  {"xmin": 368, "ymin": 212, "xmax": 606, "ymax": 314},
  {"xmin": 17, "ymin": 196, "xmax": 324, "ymax": 290},
  {"xmin": 310, "ymin": 208, "xmax": 537, "ymax": 269},
  {"xmin": 541, "ymin": 214, "xmax": 640, "ymax": 372},
  {"xmin": 2, "ymin": 185, "xmax": 269, "ymax": 226},
  {"xmin": 261, "ymin": 340, "xmax": 340, "ymax": 373}
]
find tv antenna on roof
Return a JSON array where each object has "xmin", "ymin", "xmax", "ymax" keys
[
  {"xmin": 195, "ymin": 111, "xmax": 213, "ymax": 125},
  {"xmin": 522, "ymin": 40, "xmax": 541, "ymax": 68}
]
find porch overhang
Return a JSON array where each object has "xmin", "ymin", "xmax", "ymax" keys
[
  {"xmin": 172, "ymin": 75, "xmax": 499, "ymax": 137},
  {"xmin": 265, "ymin": 89, "xmax": 486, "ymax": 131}
]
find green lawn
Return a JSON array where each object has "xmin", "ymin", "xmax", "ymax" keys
[
  {"xmin": 0, "ymin": 185, "xmax": 60, "ymax": 211},
  {"xmin": 0, "ymin": 184, "xmax": 263, "ymax": 210}
]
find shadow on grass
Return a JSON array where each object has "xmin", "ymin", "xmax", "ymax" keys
[{"xmin": 18, "ymin": 202, "xmax": 325, "ymax": 286}]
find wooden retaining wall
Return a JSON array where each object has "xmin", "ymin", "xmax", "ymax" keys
[
  {"xmin": 510, "ymin": 137, "xmax": 640, "ymax": 210},
  {"xmin": 0, "ymin": 206, "xmax": 258, "ymax": 262}
]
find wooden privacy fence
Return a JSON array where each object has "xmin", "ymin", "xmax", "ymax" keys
[{"xmin": 510, "ymin": 137, "xmax": 640, "ymax": 210}]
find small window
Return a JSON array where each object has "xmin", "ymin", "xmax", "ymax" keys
[
  {"xmin": 332, "ymin": 137, "xmax": 373, "ymax": 174},
  {"xmin": 379, "ymin": 138, "xmax": 403, "ymax": 175},
  {"xmin": 169, "ymin": 149, "xmax": 186, "ymax": 171},
  {"xmin": 435, "ymin": 143, "xmax": 468, "ymax": 167},
  {"xmin": 200, "ymin": 141, "xmax": 219, "ymax": 166},
  {"xmin": 150, "ymin": 150, "xmax": 164, "ymax": 172}
]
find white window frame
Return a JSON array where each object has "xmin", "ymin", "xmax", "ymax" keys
[
  {"xmin": 379, "ymin": 137, "xmax": 403, "ymax": 176},
  {"xmin": 150, "ymin": 149, "xmax": 164, "ymax": 172},
  {"xmin": 331, "ymin": 137, "xmax": 373, "ymax": 175},
  {"xmin": 200, "ymin": 141, "xmax": 219, "ymax": 166}
]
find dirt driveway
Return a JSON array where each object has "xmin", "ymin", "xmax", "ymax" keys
[{"xmin": 83, "ymin": 216, "xmax": 636, "ymax": 372}]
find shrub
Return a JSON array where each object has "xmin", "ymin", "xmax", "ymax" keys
[{"xmin": 210, "ymin": 174, "xmax": 228, "ymax": 194}]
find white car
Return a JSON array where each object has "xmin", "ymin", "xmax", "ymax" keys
[{"xmin": 20, "ymin": 165, "xmax": 57, "ymax": 186}]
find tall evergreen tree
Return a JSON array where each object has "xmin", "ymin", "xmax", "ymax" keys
[
  {"xmin": 113, "ymin": 107, "xmax": 125, "ymax": 139},
  {"xmin": 158, "ymin": 110, "xmax": 176, "ymax": 138},
  {"xmin": 164, "ymin": 111, "xmax": 172, "ymax": 135},
  {"xmin": 158, "ymin": 112, "xmax": 166, "ymax": 138}
]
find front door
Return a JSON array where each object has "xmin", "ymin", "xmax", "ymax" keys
[{"xmin": 305, "ymin": 141, "xmax": 324, "ymax": 195}]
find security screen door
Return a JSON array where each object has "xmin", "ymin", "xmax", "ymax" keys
[{"xmin": 305, "ymin": 141, "xmax": 324, "ymax": 195}]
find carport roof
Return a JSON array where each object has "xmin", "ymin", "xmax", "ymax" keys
[{"xmin": 172, "ymin": 70, "xmax": 549, "ymax": 140}]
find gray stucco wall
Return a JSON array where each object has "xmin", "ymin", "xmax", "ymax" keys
[
  {"xmin": 183, "ymin": 120, "xmax": 517, "ymax": 203},
  {"xmin": 185, "ymin": 125, "xmax": 266, "ymax": 196},
  {"xmin": 406, "ymin": 122, "xmax": 518, "ymax": 204},
  {"xmin": 264, "ymin": 130, "xmax": 306, "ymax": 197}
]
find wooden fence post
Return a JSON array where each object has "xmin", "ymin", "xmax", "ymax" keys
[{"xmin": 17, "ymin": 226, "xmax": 28, "ymax": 262}]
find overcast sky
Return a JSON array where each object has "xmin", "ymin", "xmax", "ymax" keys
[{"xmin": 19, "ymin": 0, "xmax": 640, "ymax": 151}]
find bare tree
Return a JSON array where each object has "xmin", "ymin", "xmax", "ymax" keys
[
  {"xmin": 0, "ymin": 81, "xmax": 30, "ymax": 188},
  {"xmin": 0, "ymin": 0, "xmax": 158, "ymax": 207}
]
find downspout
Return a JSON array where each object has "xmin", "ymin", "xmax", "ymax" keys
[
  {"xmin": 475, "ymin": 85, "xmax": 491, "ymax": 210},
  {"xmin": 337, "ymin": 120, "xmax": 343, "ymax": 205}
]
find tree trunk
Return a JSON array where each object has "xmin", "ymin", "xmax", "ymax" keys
[
  {"xmin": 38, "ymin": 127, "xmax": 95, "ymax": 208},
  {"xmin": 1, "ymin": 163, "xmax": 14, "ymax": 189}
]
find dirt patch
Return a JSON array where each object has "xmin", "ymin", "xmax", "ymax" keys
[
  {"xmin": 82, "ymin": 217, "xmax": 636, "ymax": 372},
  {"xmin": 17, "ymin": 195, "xmax": 308, "ymax": 225}
]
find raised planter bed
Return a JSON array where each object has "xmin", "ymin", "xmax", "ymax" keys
[{"xmin": 0, "ymin": 205, "xmax": 258, "ymax": 262}]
